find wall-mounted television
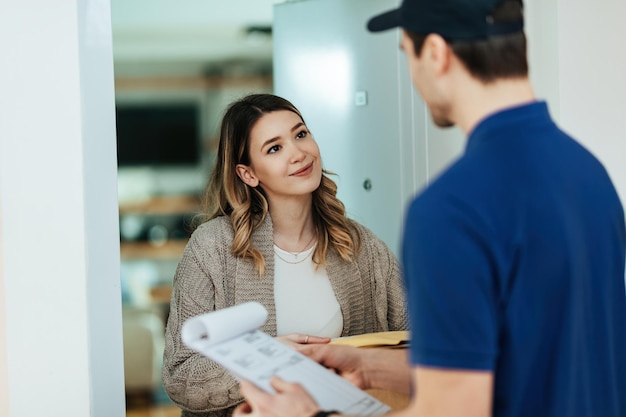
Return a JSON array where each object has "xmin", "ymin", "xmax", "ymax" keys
[{"xmin": 115, "ymin": 103, "xmax": 200, "ymax": 167}]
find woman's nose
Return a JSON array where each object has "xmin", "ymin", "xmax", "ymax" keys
[{"xmin": 290, "ymin": 143, "xmax": 306, "ymax": 162}]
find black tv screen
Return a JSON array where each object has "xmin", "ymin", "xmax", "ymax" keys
[{"xmin": 115, "ymin": 103, "xmax": 200, "ymax": 167}]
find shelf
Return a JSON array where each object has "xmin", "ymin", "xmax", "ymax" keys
[
  {"xmin": 149, "ymin": 285, "xmax": 173, "ymax": 304},
  {"xmin": 119, "ymin": 195, "xmax": 201, "ymax": 216},
  {"xmin": 115, "ymin": 74, "xmax": 273, "ymax": 92},
  {"xmin": 121, "ymin": 240, "xmax": 188, "ymax": 260}
]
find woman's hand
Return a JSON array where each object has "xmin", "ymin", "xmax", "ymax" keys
[{"xmin": 275, "ymin": 333, "xmax": 331, "ymax": 349}]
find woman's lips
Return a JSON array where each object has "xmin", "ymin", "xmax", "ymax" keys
[{"xmin": 291, "ymin": 162, "xmax": 313, "ymax": 176}]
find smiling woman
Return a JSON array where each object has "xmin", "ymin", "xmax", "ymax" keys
[
  {"xmin": 234, "ymin": 109, "xmax": 324, "ymax": 212},
  {"xmin": 161, "ymin": 93, "xmax": 409, "ymax": 417}
]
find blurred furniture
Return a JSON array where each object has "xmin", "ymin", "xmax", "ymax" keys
[
  {"xmin": 120, "ymin": 195, "xmax": 200, "ymax": 260},
  {"xmin": 120, "ymin": 196, "xmax": 200, "ymax": 404},
  {"xmin": 123, "ymin": 306, "xmax": 165, "ymax": 397}
]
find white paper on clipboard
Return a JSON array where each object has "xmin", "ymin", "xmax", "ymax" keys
[{"xmin": 182, "ymin": 302, "xmax": 391, "ymax": 416}]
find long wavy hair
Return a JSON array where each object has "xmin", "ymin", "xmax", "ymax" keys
[{"xmin": 200, "ymin": 93, "xmax": 361, "ymax": 275}]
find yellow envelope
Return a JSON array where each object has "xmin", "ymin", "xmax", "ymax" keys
[{"xmin": 330, "ymin": 331, "xmax": 410, "ymax": 348}]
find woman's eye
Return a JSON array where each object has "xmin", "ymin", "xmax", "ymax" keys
[
  {"xmin": 296, "ymin": 130, "xmax": 308, "ymax": 139},
  {"xmin": 268, "ymin": 144, "xmax": 281, "ymax": 154}
]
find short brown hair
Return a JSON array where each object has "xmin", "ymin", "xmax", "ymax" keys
[{"xmin": 407, "ymin": 0, "xmax": 528, "ymax": 83}]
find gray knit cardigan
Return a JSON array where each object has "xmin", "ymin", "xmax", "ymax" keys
[{"xmin": 162, "ymin": 214, "xmax": 408, "ymax": 417}]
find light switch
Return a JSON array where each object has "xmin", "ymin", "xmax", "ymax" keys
[{"xmin": 355, "ymin": 91, "xmax": 368, "ymax": 106}]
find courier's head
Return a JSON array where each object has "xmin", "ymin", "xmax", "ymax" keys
[
  {"xmin": 367, "ymin": 0, "xmax": 525, "ymax": 41},
  {"xmin": 366, "ymin": 0, "xmax": 529, "ymax": 129}
]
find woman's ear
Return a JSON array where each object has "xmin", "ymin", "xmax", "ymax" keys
[{"xmin": 235, "ymin": 164, "xmax": 259, "ymax": 187}]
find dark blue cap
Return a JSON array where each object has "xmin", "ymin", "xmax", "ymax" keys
[{"xmin": 367, "ymin": 0, "xmax": 524, "ymax": 41}]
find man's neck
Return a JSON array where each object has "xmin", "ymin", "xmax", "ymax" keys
[{"xmin": 452, "ymin": 77, "xmax": 536, "ymax": 135}]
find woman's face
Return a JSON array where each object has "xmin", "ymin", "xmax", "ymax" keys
[{"xmin": 236, "ymin": 110, "xmax": 322, "ymax": 203}]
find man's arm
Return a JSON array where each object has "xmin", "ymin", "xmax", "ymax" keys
[
  {"xmin": 411, "ymin": 366, "xmax": 493, "ymax": 417},
  {"xmin": 233, "ymin": 345, "xmax": 494, "ymax": 417}
]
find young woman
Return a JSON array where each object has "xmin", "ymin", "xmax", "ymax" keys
[{"xmin": 162, "ymin": 94, "xmax": 408, "ymax": 417}]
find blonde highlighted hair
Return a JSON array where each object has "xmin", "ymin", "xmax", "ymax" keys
[{"xmin": 200, "ymin": 93, "xmax": 360, "ymax": 275}]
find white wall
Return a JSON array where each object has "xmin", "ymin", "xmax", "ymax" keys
[
  {"xmin": 526, "ymin": 0, "xmax": 626, "ymax": 205},
  {"xmin": 557, "ymin": 0, "xmax": 626, "ymax": 204},
  {"xmin": 0, "ymin": 201, "xmax": 6, "ymax": 416},
  {"xmin": 0, "ymin": 1, "xmax": 125, "ymax": 416},
  {"xmin": 525, "ymin": 1, "xmax": 560, "ymax": 116}
]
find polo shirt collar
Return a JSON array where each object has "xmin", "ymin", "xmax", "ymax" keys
[{"xmin": 466, "ymin": 100, "xmax": 551, "ymax": 152}]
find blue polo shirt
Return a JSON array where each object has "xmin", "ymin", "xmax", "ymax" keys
[{"xmin": 402, "ymin": 101, "xmax": 626, "ymax": 417}]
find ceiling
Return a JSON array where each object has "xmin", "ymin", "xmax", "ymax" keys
[{"xmin": 111, "ymin": 0, "xmax": 285, "ymax": 77}]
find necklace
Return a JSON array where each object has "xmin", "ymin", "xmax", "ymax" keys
[
  {"xmin": 274, "ymin": 232, "xmax": 317, "ymax": 259},
  {"xmin": 274, "ymin": 245, "xmax": 314, "ymax": 264},
  {"xmin": 273, "ymin": 230, "xmax": 317, "ymax": 265}
]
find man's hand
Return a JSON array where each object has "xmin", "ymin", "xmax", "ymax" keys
[
  {"xmin": 233, "ymin": 377, "xmax": 320, "ymax": 417},
  {"xmin": 301, "ymin": 344, "xmax": 411, "ymax": 394},
  {"xmin": 298, "ymin": 344, "xmax": 370, "ymax": 389}
]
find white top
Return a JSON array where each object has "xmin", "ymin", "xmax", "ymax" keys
[{"xmin": 273, "ymin": 244, "xmax": 343, "ymax": 338}]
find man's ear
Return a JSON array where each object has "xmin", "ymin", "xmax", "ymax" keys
[
  {"xmin": 424, "ymin": 33, "xmax": 452, "ymax": 76},
  {"xmin": 235, "ymin": 164, "xmax": 259, "ymax": 187}
]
